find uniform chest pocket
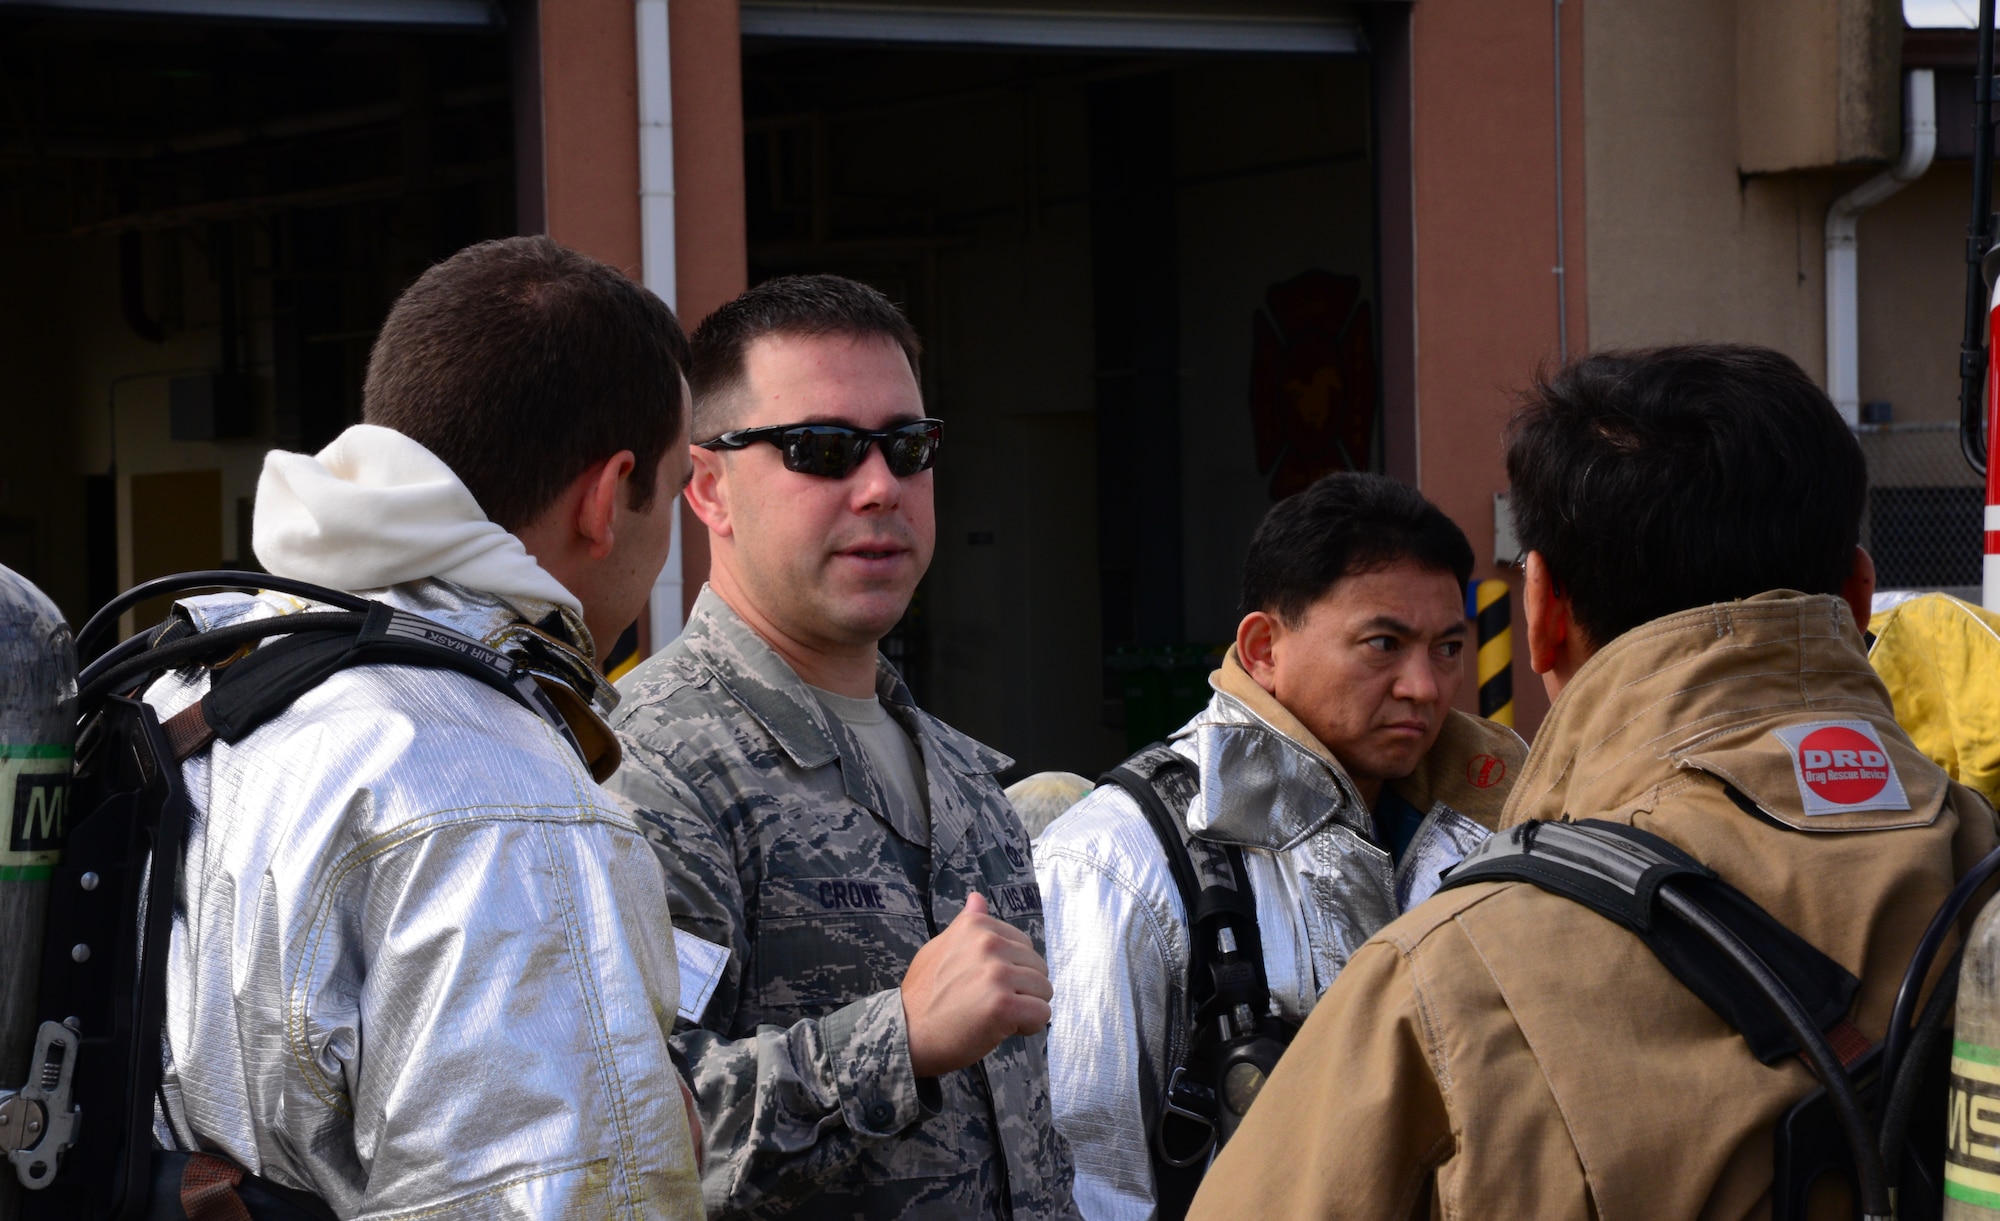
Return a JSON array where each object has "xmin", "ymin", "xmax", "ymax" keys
[
  {"xmin": 989, "ymin": 877, "xmax": 1046, "ymax": 947},
  {"xmin": 748, "ymin": 876, "xmax": 932, "ymax": 1018}
]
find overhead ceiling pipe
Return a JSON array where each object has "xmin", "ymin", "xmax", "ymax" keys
[{"xmin": 1826, "ymin": 69, "xmax": 1937, "ymax": 427}]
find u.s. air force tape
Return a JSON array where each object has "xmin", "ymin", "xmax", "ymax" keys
[
  {"xmin": 674, "ymin": 930, "xmax": 731, "ymax": 1025},
  {"xmin": 1, "ymin": 743, "xmax": 72, "ymax": 882}
]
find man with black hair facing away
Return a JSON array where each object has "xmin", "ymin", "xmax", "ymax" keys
[
  {"xmin": 1036, "ymin": 472, "xmax": 1526, "ymax": 1221},
  {"xmin": 145, "ymin": 237, "xmax": 701, "ymax": 1217},
  {"xmin": 606, "ymin": 275, "xmax": 1077, "ymax": 1221},
  {"xmin": 1187, "ymin": 344, "xmax": 2000, "ymax": 1220}
]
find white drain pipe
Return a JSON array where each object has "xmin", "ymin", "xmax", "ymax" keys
[
  {"xmin": 637, "ymin": 0, "xmax": 684, "ymax": 654},
  {"xmin": 1826, "ymin": 69, "xmax": 1936, "ymax": 426}
]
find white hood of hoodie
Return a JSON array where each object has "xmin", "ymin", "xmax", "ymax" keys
[{"xmin": 253, "ymin": 424, "xmax": 582, "ymax": 619}]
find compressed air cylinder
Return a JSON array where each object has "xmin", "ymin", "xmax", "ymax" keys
[
  {"xmin": 0, "ymin": 566, "xmax": 75, "ymax": 1221},
  {"xmin": 1951, "ymin": 895, "xmax": 2000, "ymax": 1214}
]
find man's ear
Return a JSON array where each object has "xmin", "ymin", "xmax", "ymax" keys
[
  {"xmin": 577, "ymin": 450, "xmax": 637, "ymax": 560},
  {"xmin": 1841, "ymin": 545, "xmax": 1876, "ymax": 637},
  {"xmin": 1521, "ymin": 551, "xmax": 1570, "ymax": 676},
  {"xmin": 1235, "ymin": 610, "xmax": 1282, "ymax": 695},
  {"xmin": 683, "ymin": 444, "xmax": 733, "ymax": 538}
]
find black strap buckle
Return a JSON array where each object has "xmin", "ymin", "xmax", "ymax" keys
[{"xmin": 1156, "ymin": 1067, "xmax": 1218, "ymax": 1168}]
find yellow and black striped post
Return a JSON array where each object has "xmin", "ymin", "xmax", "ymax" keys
[{"xmin": 1468, "ymin": 579, "xmax": 1515, "ymax": 727}]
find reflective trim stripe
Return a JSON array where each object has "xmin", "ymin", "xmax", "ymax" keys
[
  {"xmin": 1956, "ymin": 1039, "xmax": 2000, "ymax": 1066},
  {"xmin": 1957, "ymin": 1054, "xmax": 2000, "ymax": 1086},
  {"xmin": 1947, "ymin": 1160, "xmax": 2000, "ymax": 1199}
]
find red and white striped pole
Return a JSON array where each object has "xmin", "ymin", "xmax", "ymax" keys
[{"xmin": 1987, "ymin": 275, "xmax": 2000, "ymax": 611}]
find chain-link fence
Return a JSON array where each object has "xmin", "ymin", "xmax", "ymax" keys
[{"xmin": 1856, "ymin": 421, "xmax": 1984, "ymax": 598}]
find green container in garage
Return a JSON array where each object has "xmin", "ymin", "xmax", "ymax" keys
[{"xmin": 1109, "ymin": 644, "xmax": 1226, "ymax": 753}]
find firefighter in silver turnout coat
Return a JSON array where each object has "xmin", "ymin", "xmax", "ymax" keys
[
  {"xmin": 141, "ymin": 425, "xmax": 702, "ymax": 1219},
  {"xmin": 1035, "ymin": 649, "xmax": 1523, "ymax": 1221},
  {"xmin": 606, "ymin": 587, "xmax": 1079, "ymax": 1221}
]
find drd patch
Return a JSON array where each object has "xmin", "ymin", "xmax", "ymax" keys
[{"xmin": 1769, "ymin": 720, "xmax": 1910, "ymax": 816}]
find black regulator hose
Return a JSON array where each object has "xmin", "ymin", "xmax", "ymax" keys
[
  {"xmin": 1658, "ymin": 883, "xmax": 1892, "ymax": 1221},
  {"xmin": 77, "ymin": 570, "xmax": 373, "ymax": 663},
  {"xmin": 1883, "ymin": 843, "xmax": 2000, "ymax": 1099},
  {"xmin": 75, "ymin": 611, "xmax": 367, "ymax": 711},
  {"xmin": 1879, "ymin": 944, "xmax": 1961, "ymax": 1177}
]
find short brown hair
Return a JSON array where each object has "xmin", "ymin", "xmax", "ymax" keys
[
  {"xmin": 688, "ymin": 274, "xmax": 921, "ymax": 440},
  {"xmin": 363, "ymin": 235, "xmax": 690, "ymax": 531}
]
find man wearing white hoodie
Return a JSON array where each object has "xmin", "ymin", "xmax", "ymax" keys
[{"xmin": 139, "ymin": 237, "xmax": 702, "ymax": 1219}]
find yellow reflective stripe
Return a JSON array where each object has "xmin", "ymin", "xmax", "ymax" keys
[
  {"xmin": 1959, "ymin": 1056, "xmax": 2000, "ymax": 1086},
  {"xmin": 1474, "ymin": 578, "xmax": 1509, "ymax": 615},
  {"xmin": 1478, "ymin": 634, "xmax": 1511, "ymax": 683},
  {"xmin": 1948, "ymin": 1159, "xmax": 2000, "ymax": 1195}
]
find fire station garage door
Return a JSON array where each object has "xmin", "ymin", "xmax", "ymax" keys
[{"xmin": 738, "ymin": 1, "xmax": 1384, "ymax": 779}]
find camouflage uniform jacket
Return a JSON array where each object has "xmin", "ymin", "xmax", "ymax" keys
[{"xmin": 606, "ymin": 587, "xmax": 1080, "ymax": 1221}]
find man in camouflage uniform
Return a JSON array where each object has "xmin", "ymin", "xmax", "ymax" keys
[{"xmin": 607, "ymin": 275, "xmax": 1078, "ymax": 1221}]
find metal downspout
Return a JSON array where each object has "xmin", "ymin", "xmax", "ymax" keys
[
  {"xmin": 637, "ymin": 0, "xmax": 684, "ymax": 651},
  {"xmin": 1824, "ymin": 69, "xmax": 1937, "ymax": 426}
]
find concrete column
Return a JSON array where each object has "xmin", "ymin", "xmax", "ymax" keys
[
  {"xmin": 525, "ymin": 0, "xmax": 744, "ymax": 635},
  {"xmin": 539, "ymin": 0, "xmax": 643, "ymax": 272},
  {"xmin": 1406, "ymin": 0, "xmax": 1586, "ymax": 736},
  {"xmin": 669, "ymin": 0, "xmax": 747, "ymax": 615}
]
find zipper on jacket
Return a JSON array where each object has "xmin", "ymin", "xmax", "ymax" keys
[{"xmin": 926, "ymin": 859, "xmax": 1015, "ymax": 1221}]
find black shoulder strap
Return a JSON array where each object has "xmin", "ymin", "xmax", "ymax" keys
[
  {"xmin": 104, "ymin": 601, "xmax": 584, "ymax": 766},
  {"xmin": 1103, "ymin": 751, "xmax": 1206, "ymax": 930},
  {"xmin": 1097, "ymin": 746, "xmax": 1272, "ymax": 1221},
  {"xmin": 1440, "ymin": 819, "xmax": 1860, "ymax": 1064}
]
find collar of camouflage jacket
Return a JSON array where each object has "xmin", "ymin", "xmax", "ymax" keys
[
  {"xmin": 1501, "ymin": 590, "xmax": 1948, "ymax": 835},
  {"xmin": 679, "ymin": 586, "xmax": 1014, "ymax": 846}
]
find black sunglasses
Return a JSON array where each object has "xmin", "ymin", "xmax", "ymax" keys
[{"xmin": 698, "ymin": 418, "xmax": 942, "ymax": 480}]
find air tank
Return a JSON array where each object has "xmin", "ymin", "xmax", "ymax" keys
[
  {"xmin": 1948, "ymin": 894, "xmax": 2000, "ymax": 1215},
  {"xmin": 0, "ymin": 567, "xmax": 76, "ymax": 1221}
]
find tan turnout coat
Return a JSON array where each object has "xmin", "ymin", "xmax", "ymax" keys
[{"xmin": 1188, "ymin": 592, "xmax": 1999, "ymax": 1220}]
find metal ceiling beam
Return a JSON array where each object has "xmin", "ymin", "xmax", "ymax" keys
[
  {"xmin": 739, "ymin": 3, "xmax": 1366, "ymax": 55},
  {"xmin": 0, "ymin": 0, "xmax": 497, "ymax": 27}
]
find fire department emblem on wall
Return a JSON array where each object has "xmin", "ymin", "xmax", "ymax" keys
[{"xmin": 1249, "ymin": 270, "xmax": 1377, "ymax": 501}]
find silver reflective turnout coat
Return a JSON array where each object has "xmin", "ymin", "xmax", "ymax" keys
[
  {"xmin": 143, "ymin": 580, "xmax": 702, "ymax": 1220},
  {"xmin": 1035, "ymin": 654, "xmax": 1523, "ymax": 1221}
]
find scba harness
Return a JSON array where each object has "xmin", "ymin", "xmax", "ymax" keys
[
  {"xmin": 1439, "ymin": 817, "xmax": 1999, "ymax": 1221},
  {"xmin": 1099, "ymin": 744, "xmax": 1301, "ymax": 1221},
  {"xmin": 7, "ymin": 572, "xmax": 595, "ymax": 1221}
]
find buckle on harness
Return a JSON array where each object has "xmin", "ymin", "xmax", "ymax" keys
[
  {"xmin": 1, "ymin": 1021, "xmax": 82, "ymax": 1189},
  {"xmin": 1156, "ymin": 1067, "xmax": 1218, "ymax": 1168}
]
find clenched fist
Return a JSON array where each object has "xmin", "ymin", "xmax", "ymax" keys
[{"xmin": 901, "ymin": 893, "xmax": 1053, "ymax": 1078}]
